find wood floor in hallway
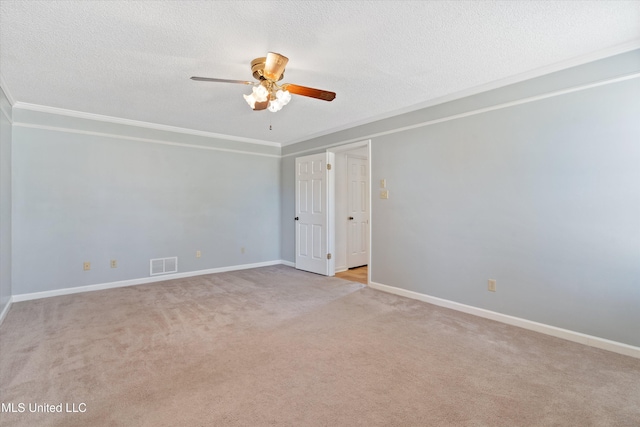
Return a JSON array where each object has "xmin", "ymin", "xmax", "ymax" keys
[{"xmin": 335, "ymin": 265, "xmax": 368, "ymax": 284}]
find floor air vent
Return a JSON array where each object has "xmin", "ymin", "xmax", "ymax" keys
[{"xmin": 150, "ymin": 257, "xmax": 178, "ymax": 276}]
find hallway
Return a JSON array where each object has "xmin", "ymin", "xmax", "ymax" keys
[{"xmin": 335, "ymin": 266, "xmax": 367, "ymax": 285}]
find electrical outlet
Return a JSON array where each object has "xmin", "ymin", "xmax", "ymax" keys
[
  {"xmin": 241, "ymin": 247, "xmax": 245, "ymax": 254},
  {"xmin": 110, "ymin": 260, "xmax": 117, "ymax": 268},
  {"xmin": 488, "ymin": 279, "xmax": 496, "ymax": 292},
  {"xmin": 196, "ymin": 250, "xmax": 201, "ymax": 258},
  {"xmin": 380, "ymin": 190, "xmax": 389, "ymax": 199},
  {"xmin": 83, "ymin": 262, "xmax": 91, "ymax": 271}
]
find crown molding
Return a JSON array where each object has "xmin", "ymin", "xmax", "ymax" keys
[
  {"xmin": 13, "ymin": 122, "xmax": 280, "ymax": 158},
  {"xmin": 0, "ymin": 73, "xmax": 16, "ymax": 106},
  {"xmin": 282, "ymin": 40, "xmax": 640, "ymax": 147},
  {"xmin": 12, "ymin": 102, "xmax": 282, "ymax": 148},
  {"xmin": 283, "ymin": 71, "xmax": 640, "ymax": 157}
]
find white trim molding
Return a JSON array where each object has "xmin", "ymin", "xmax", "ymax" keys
[
  {"xmin": 12, "ymin": 122, "xmax": 280, "ymax": 158},
  {"xmin": 0, "ymin": 299, "xmax": 12, "ymax": 326},
  {"xmin": 13, "ymin": 102, "xmax": 281, "ymax": 148},
  {"xmin": 369, "ymin": 281, "xmax": 640, "ymax": 360},
  {"xmin": 0, "ymin": 72, "xmax": 13, "ymax": 122},
  {"xmin": 0, "ymin": 73, "xmax": 17, "ymax": 106},
  {"xmin": 281, "ymin": 40, "xmax": 640, "ymax": 147},
  {"xmin": 283, "ymin": 71, "xmax": 640, "ymax": 158},
  {"xmin": 12, "ymin": 260, "xmax": 290, "ymax": 303}
]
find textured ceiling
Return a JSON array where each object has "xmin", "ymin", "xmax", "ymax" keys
[{"xmin": 1, "ymin": 1, "xmax": 639, "ymax": 146}]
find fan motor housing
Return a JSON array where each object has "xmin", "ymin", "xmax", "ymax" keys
[{"xmin": 251, "ymin": 57, "xmax": 285, "ymax": 81}]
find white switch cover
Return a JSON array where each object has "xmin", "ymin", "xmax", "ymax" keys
[
  {"xmin": 380, "ymin": 179, "xmax": 386, "ymax": 188},
  {"xmin": 380, "ymin": 190, "xmax": 389, "ymax": 199}
]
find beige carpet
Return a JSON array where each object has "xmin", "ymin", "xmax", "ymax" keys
[{"xmin": 1, "ymin": 265, "xmax": 639, "ymax": 426}]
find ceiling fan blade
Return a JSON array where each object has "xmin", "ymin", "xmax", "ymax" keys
[
  {"xmin": 190, "ymin": 77, "xmax": 254, "ymax": 85},
  {"xmin": 263, "ymin": 52, "xmax": 289, "ymax": 81},
  {"xmin": 282, "ymin": 84, "xmax": 336, "ymax": 102}
]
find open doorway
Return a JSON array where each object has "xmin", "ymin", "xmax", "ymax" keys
[
  {"xmin": 327, "ymin": 140, "xmax": 371, "ymax": 284},
  {"xmin": 335, "ymin": 266, "xmax": 368, "ymax": 284}
]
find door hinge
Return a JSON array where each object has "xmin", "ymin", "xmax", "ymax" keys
[
  {"xmin": 327, "ymin": 253, "xmax": 332, "ymax": 260},
  {"xmin": 327, "ymin": 163, "xmax": 332, "ymax": 170}
]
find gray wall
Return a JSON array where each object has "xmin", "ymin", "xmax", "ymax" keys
[
  {"xmin": 0, "ymin": 87, "xmax": 12, "ymax": 313},
  {"xmin": 4, "ymin": 49, "xmax": 639, "ymax": 347},
  {"xmin": 12, "ymin": 110, "xmax": 281, "ymax": 295},
  {"xmin": 282, "ymin": 50, "xmax": 640, "ymax": 347}
]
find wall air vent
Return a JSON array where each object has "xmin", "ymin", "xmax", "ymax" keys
[{"xmin": 150, "ymin": 257, "xmax": 178, "ymax": 276}]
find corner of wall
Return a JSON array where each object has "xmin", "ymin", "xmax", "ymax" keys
[
  {"xmin": 0, "ymin": 76, "xmax": 14, "ymax": 323},
  {"xmin": 281, "ymin": 49, "xmax": 640, "ymax": 349},
  {"xmin": 0, "ymin": 73, "xmax": 16, "ymax": 108}
]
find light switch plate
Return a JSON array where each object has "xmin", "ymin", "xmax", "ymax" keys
[{"xmin": 380, "ymin": 190, "xmax": 389, "ymax": 199}]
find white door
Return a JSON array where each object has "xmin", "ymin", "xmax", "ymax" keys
[
  {"xmin": 347, "ymin": 156, "xmax": 369, "ymax": 268},
  {"xmin": 295, "ymin": 153, "xmax": 334, "ymax": 275}
]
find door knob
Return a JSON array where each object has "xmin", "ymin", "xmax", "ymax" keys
[
  {"xmin": 295, "ymin": 217, "xmax": 299, "ymax": 221},
  {"xmin": 348, "ymin": 216, "xmax": 354, "ymax": 220}
]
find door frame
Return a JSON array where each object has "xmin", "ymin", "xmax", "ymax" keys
[{"xmin": 327, "ymin": 140, "xmax": 371, "ymax": 284}]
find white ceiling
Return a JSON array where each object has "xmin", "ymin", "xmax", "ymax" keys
[{"xmin": 1, "ymin": 1, "xmax": 639, "ymax": 147}]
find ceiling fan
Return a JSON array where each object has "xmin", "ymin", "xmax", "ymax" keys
[{"xmin": 191, "ymin": 52, "xmax": 336, "ymax": 112}]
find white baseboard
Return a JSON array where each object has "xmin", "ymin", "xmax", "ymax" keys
[
  {"xmin": 0, "ymin": 298, "xmax": 12, "ymax": 326},
  {"xmin": 368, "ymin": 281, "xmax": 640, "ymax": 359},
  {"xmin": 12, "ymin": 260, "xmax": 290, "ymax": 303},
  {"xmin": 280, "ymin": 260, "xmax": 295, "ymax": 268}
]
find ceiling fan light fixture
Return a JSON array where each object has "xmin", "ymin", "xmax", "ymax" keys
[
  {"xmin": 276, "ymin": 89, "xmax": 291, "ymax": 105},
  {"xmin": 253, "ymin": 85, "xmax": 269, "ymax": 102},
  {"xmin": 267, "ymin": 100, "xmax": 282, "ymax": 112},
  {"xmin": 243, "ymin": 93, "xmax": 256, "ymax": 109},
  {"xmin": 192, "ymin": 52, "xmax": 336, "ymax": 113},
  {"xmin": 243, "ymin": 85, "xmax": 270, "ymax": 109},
  {"xmin": 267, "ymin": 89, "xmax": 292, "ymax": 113}
]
